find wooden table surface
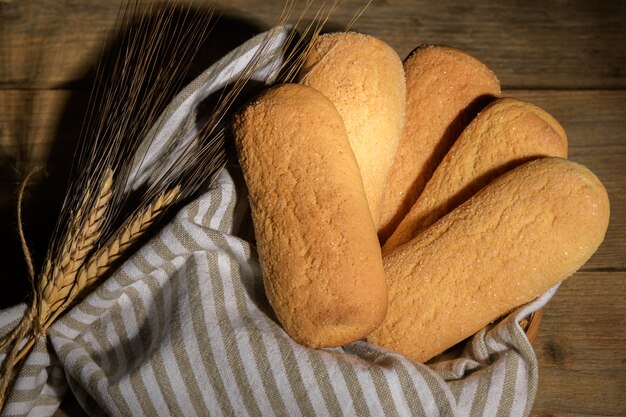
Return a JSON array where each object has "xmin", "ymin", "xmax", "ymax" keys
[{"xmin": 1, "ymin": 1, "xmax": 624, "ymax": 416}]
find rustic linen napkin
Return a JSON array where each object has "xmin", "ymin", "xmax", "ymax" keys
[{"xmin": 0, "ymin": 26, "xmax": 555, "ymax": 417}]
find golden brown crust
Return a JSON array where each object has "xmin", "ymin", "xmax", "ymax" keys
[
  {"xmin": 299, "ymin": 32, "xmax": 406, "ymax": 225},
  {"xmin": 383, "ymin": 97, "xmax": 568, "ymax": 252},
  {"xmin": 233, "ymin": 84, "xmax": 387, "ymax": 348},
  {"xmin": 379, "ymin": 44, "xmax": 501, "ymax": 242},
  {"xmin": 368, "ymin": 157, "xmax": 610, "ymax": 363}
]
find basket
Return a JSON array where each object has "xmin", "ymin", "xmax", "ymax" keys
[{"xmin": 521, "ymin": 308, "xmax": 543, "ymax": 343}]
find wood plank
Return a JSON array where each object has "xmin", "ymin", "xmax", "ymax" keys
[
  {"xmin": 0, "ymin": 90, "xmax": 76, "ymax": 204},
  {"xmin": 532, "ymin": 271, "xmax": 626, "ymax": 415},
  {"xmin": 1, "ymin": 0, "xmax": 625, "ymax": 89},
  {"xmin": 533, "ymin": 368, "xmax": 625, "ymax": 417},
  {"xmin": 534, "ymin": 272, "xmax": 625, "ymax": 371},
  {"xmin": 506, "ymin": 90, "xmax": 626, "ymax": 148}
]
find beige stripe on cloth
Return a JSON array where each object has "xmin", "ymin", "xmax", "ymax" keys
[{"xmin": 0, "ymin": 26, "xmax": 555, "ymax": 417}]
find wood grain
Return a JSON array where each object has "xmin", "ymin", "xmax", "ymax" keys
[
  {"xmin": 535, "ymin": 273, "xmax": 626, "ymax": 371},
  {"xmin": 1, "ymin": 0, "xmax": 625, "ymax": 89},
  {"xmin": 1, "ymin": 0, "xmax": 625, "ymax": 416},
  {"xmin": 533, "ymin": 272, "xmax": 626, "ymax": 416}
]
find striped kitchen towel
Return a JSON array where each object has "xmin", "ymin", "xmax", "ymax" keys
[{"xmin": 0, "ymin": 26, "xmax": 554, "ymax": 417}]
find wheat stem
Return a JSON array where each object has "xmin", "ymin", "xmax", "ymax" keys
[
  {"xmin": 12, "ymin": 335, "xmax": 37, "ymax": 366},
  {"xmin": 16, "ymin": 166, "xmax": 44, "ymax": 284},
  {"xmin": 0, "ymin": 309, "xmax": 34, "ymax": 409},
  {"xmin": 0, "ymin": 319, "xmax": 27, "ymax": 354}
]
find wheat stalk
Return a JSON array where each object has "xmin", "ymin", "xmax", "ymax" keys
[
  {"xmin": 0, "ymin": 170, "xmax": 114, "ymax": 406},
  {"xmin": 0, "ymin": 182, "xmax": 180, "ymax": 408}
]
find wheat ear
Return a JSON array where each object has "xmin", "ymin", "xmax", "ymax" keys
[
  {"xmin": 3, "ymin": 184, "xmax": 181, "ymax": 370},
  {"xmin": 37, "ymin": 170, "xmax": 114, "ymax": 323},
  {"xmin": 42, "ymin": 185, "xmax": 181, "ymax": 330}
]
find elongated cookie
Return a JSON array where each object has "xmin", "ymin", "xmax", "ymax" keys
[
  {"xmin": 233, "ymin": 83, "xmax": 387, "ymax": 348},
  {"xmin": 299, "ymin": 32, "xmax": 406, "ymax": 224},
  {"xmin": 379, "ymin": 44, "xmax": 500, "ymax": 242},
  {"xmin": 369, "ymin": 157, "xmax": 609, "ymax": 363},
  {"xmin": 384, "ymin": 97, "xmax": 568, "ymax": 252}
]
